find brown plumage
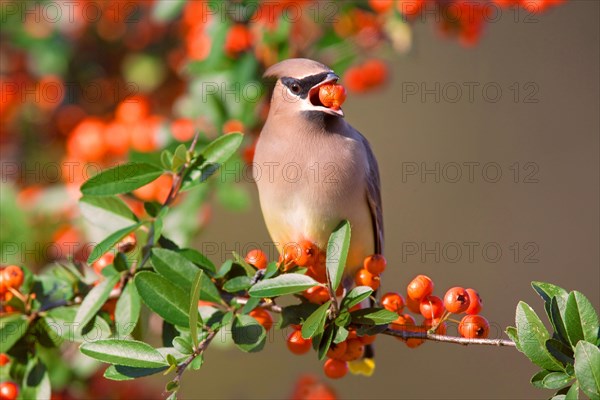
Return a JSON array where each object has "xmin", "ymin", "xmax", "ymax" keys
[{"xmin": 254, "ymin": 58, "xmax": 384, "ymax": 278}]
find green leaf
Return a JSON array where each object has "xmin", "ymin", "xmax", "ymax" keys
[
  {"xmin": 46, "ymin": 307, "xmax": 111, "ymax": 343},
  {"xmin": 278, "ymin": 303, "xmax": 320, "ymax": 328},
  {"xmin": 574, "ymin": 341, "xmax": 600, "ymax": 399},
  {"xmin": 178, "ymin": 248, "xmax": 216, "ymax": 274},
  {"xmin": 241, "ymin": 297, "xmax": 261, "ymax": 314},
  {"xmin": 173, "ymin": 336, "xmax": 193, "ymax": 355},
  {"xmin": 317, "ymin": 325, "xmax": 335, "ymax": 360},
  {"xmin": 515, "ymin": 301, "xmax": 565, "ymax": 371},
  {"xmin": 81, "ymin": 162, "xmax": 164, "ymax": 196},
  {"xmin": 506, "ymin": 326, "xmax": 523, "ymax": 352},
  {"xmin": 87, "ymin": 223, "xmax": 141, "ymax": 264},
  {"xmin": 151, "ymin": 249, "xmax": 221, "ymax": 304},
  {"xmin": 232, "ymin": 251, "xmax": 257, "ymax": 276},
  {"xmin": 542, "ymin": 372, "xmax": 573, "ymax": 389},
  {"xmin": 134, "ymin": 272, "xmax": 190, "ymax": 327},
  {"xmin": 334, "ymin": 326, "xmax": 349, "ymax": 344},
  {"xmin": 0, "ymin": 314, "xmax": 28, "ymax": 350},
  {"xmin": 172, "ymin": 144, "xmax": 188, "ymax": 171},
  {"xmin": 80, "ymin": 339, "xmax": 168, "ymax": 368},
  {"xmin": 264, "ymin": 261, "xmax": 279, "ymax": 279},
  {"xmin": 532, "ymin": 282, "xmax": 569, "ymax": 304},
  {"xmin": 21, "ymin": 358, "xmax": 50, "ymax": 400},
  {"xmin": 531, "ymin": 370, "xmax": 552, "ymax": 388},
  {"xmin": 550, "ymin": 296, "xmax": 570, "ymax": 345},
  {"xmin": 115, "ymin": 282, "xmax": 141, "ymax": 336},
  {"xmin": 104, "ymin": 364, "xmax": 167, "ymax": 381},
  {"xmin": 326, "ymin": 220, "xmax": 351, "ymax": 291},
  {"xmin": 189, "ymin": 270, "xmax": 203, "ymax": 349},
  {"xmin": 350, "ymin": 308, "xmax": 399, "ymax": 325},
  {"xmin": 181, "ymin": 133, "xmax": 244, "ymax": 190},
  {"xmin": 223, "ymin": 276, "xmax": 252, "ymax": 293},
  {"xmin": 564, "ymin": 291, "xmax": 599, "ymax": 347},
  {"xmin": 232, "ymin": 314, "xmax": 266, "ymax": 353},
  {"xmin": 565, "ymin": 382, "xmax": 579, "ymax": 400},
  {"xmin": 341, "ymin": 286, "xmax": 373, "ymax": 310},
  {"xmin": 301, "ymin": 301, "xmax": 331, "ymax": 340},
  {"xmin": 249, "ymin": 273, "xmax": 319, "ymax": 298},
  {"xmin": 74, "ymin": 274, "xmax": 120, "ymax": 333},
  {"xmin": 79, "ymin": 195, "xmax": 138, "ymax": 232},
  {"xmin": 546, "ymin": 338, "xmax": 574, "ymax": 366}
]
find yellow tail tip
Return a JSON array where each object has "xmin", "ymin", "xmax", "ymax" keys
[{"xmin": 348, "ymin": 358, "xmax": 376, "ymax": 377}]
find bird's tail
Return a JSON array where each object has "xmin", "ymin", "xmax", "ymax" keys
[{"xmin": 348, "ymin": 292, "xmax": 377, "ymax": 377}]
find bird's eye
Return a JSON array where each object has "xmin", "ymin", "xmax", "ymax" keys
[{"xmin": 290, "ymin": 83, "xmax": 301, "ymax": 94}]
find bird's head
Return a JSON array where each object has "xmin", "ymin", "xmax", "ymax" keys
[{"xmin": 264, "ymin": 58, "xmax": 345, "ymax": 118}]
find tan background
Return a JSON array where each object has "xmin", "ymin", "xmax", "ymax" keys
[{"xmin": 176, "ymin": 2, "xmax": 599, "ymax": 398}]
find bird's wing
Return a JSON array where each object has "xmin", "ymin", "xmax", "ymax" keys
[{"xmin": 357, "ymin": 131, "xmax": 384, "ymax": 255}]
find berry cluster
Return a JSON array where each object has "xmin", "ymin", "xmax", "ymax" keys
[
  {"xmin": 0, "ymin": 265, "xmax": 25, "ymax": 400},
  {"xmin": 386, "ymin": 274, "xmax": 489, "ymax": 348},
  {"xmin": 0, "ymin": 265, "xmax": 25, "ymax": 314},
  {"xmin": 245, "ymin": 246, "xmax": 490, "ymax": 380}
]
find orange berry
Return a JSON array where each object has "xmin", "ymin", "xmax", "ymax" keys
[
  {"xmin": 224, "ymin": 24, "xmax": 253, "ymax": 55},
  {"xmin": 0, "ymin": 381, "xmax": 18, "ymax": 400},
  {"xmin": 306, "ymin": 264, "xmax": 328, "ymax": 284},
  {"xmin": 407, "ymin": 275, "xmax": 433, "ymax": 301},
  {"xmin": 326, "ymin": 341, "xmax": 347, "ymax": 360},
  {"xmin": 381, "ymin": 292, "xmax": 405, "ymax": 314},
  {"xmin": 459, "ymin": 315, "xmax": 489, "ymax": 339},
  {"xmin": 303, "ymin": 286, "xmax": 330, "ymax": 305},
  {"xmin": 245, "ymin": 249, "xmax": 268, "ymax": 270},
  {"xmin": 369, "ymin": 0, "xmax": 394, "ymax": 13},
  {"xmin": 222, "ymin": 119, "xmax": 244, "ymax": 134},
  {"xmin": 406, "ymin": 295, "xmax": 421, "ymax": 314},
  {"xmin": 465, "ymin": 288, "xmax": 483, "ymax": 315},
  {"xmin": 339, "ymin": 339, "xmax": 364, "ymax": 361},
  {"xmin": 170, "ymin": 118, "xmax": 195, "ymax": 142},
  {"xmin": 66, "ymin": 118, "xmax": 107, "ymax": 162},
  {"xmin": 323, "ymin": 359, "xmax": 348, "ymax": 379},
  {"xmin": 354, "ymin": 268, "xmax": 380, "ymax": 291},
  {"xmin": 287, "ymin": 330, "xmax": 312, "ymax": 355},
  {"xmin": 347, "ymin": 328, "xmax": 358, "ymax": 340},
  {"xmin": 93, "ymin": 253, "xmax": 115, "ymax": 276},
  {"xmin": 364, "ymin": 254, "xmax": 386, "ymax": 275},
  {"xmin": 419, "ymin": 295, "xmax": 444, "ymax": 319},
  {"xmin": 424, "ymin": 318, "xmax": 447, "ymax": 335},
  {"xmin": 344, "ymin": 67, "xmax": 367, "ymax": 93},
  {"xmin": 249, "ymin": 308, "xmax": 273, "ymax": 331},
  {"xmin": 318, "ymin": 84, "xmax": 347, "ymax": 111},
  {"xmin": 115, "ymin": 95, "xmax": 150, "ymax": 124},
  {"xmin": 444, "ymin": 287, "xmax": 471, "ymax": 314},
  {"xmin": 104, "ymin": 121, "xmax": 130, "ymax": 156},
  {"xmin": 405, "ymin": 325, "xmax": 426, "ymax": 348},
  {"xmin": 2, "ymin": 266, "xmax": 24, "ymax": 290},
  {"xmin": 390, "ymin": 314, "xmax": 424, "ymax": 346},
  {"xmin": 390, "ymin": 314, "xmax": 416, "ymax": 331},
  {"xmin": 282, "ymin": 240, "xmax": 318, "ymax": 268},
  {"xmin": 358, "ymin": 334, "xmax": 377, "ymax": 345},
  {"xmin": 0, "ymin": 353, "xmax": 9, "ymax": 366}
]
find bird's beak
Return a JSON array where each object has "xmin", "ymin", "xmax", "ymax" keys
[{"xmin": 308, "ymin": 73, "xmax": 345, "ymax": 117}]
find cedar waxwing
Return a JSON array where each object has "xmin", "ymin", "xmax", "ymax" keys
[{"xmin": 255, "ymin": 58, "xmax": 383, "ymax": 279}]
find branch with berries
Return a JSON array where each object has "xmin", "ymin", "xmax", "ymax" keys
[{"xmin": 1, "ymin": 131, "xmax": 597, "ymax": 399}]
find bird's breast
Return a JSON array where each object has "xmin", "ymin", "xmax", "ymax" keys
[{"xmin": 253, "ymin": 127, "xmax": 374, "ymax": 272}]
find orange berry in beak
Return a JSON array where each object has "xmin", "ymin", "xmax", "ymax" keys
[{"xmin": 318, "ymin": 84, "xmax": 347, "ymax": 111}]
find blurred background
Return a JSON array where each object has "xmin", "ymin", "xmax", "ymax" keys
[{"xmin": 1, "ymin": 0, "xmax": 598, "ymax": 399}]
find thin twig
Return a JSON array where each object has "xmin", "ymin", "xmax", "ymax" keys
[
  {"xmin": 172, "ymin": 329, "xmax": 218, "ymax": 385},
  {"xmin": 234, "ymin": 297, "xmax": 516, "ymax": 348},
  {"xmin": 383, "ymin": 328, "xmax": 516, "ymax": 347}
]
